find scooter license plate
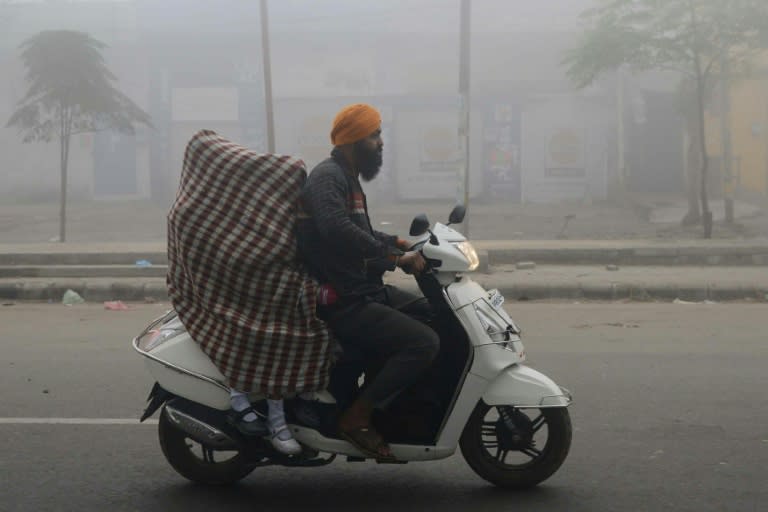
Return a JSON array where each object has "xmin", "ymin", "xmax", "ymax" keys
[{"xmin": 488, "ymin": 289, "xmax": 505, "ymax": 310}]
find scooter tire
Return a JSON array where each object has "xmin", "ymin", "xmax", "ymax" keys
[
  {"xmin": 460, "ymin": 401, "xmax": 572, "ymax": 489},
  {"xmin": 158, "ymin": 406, "xmax": 255, "ymax": 485}
]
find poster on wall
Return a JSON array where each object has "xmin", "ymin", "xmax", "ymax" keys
[
  {"xmin": 393, "ymin": 107, "xmax": 475, "ymax": 200},
  {"xmin": 545, "ymin": 127, "xmax": 586, "ymax": 177},
  {"xmin": 484, "ymin": 104, "xmax": 521, "ymax": 201},
  {"xmin": 420, "ymin": 125, "xmax": 461, "ymax": 173}
]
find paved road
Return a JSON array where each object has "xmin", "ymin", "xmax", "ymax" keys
[{"xmin": 1, "ymin": 302, "xmax": 767, "ymax": 512}]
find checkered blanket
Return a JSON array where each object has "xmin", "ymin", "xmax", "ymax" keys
[{"xmin": 167, "ymin": 130, "xmax": 333, "ymax": 397}]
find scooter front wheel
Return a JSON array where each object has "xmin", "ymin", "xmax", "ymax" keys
[
  {"xmin": 158, "ymin": 406, "xmax": 256, "ymax": 485},
  {"xmin": 460, "ymin": 401, "xmax": 572, "ymax": 489}
]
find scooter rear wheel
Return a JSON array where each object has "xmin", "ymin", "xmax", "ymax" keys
[
  {"xmin": 460, "ymin": 401, "xmax": 572, "ymax": 489},
  {"xmin": 158, "ymin": 406, "xmax": 256, "ymax": 485}
]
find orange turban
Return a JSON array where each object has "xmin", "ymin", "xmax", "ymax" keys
[{"xmin": 330, "ymin": 103, "xmax": 382, "ymax": 146}]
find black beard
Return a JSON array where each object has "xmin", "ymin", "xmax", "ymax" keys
[{"xmin": 353, "ymin": 142, "xmax": 383, "ymax": 182}]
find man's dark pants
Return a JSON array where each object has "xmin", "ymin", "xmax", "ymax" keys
[{"xmin": 321, "ymin": 286, "xmax": 440, "ymax": 411}]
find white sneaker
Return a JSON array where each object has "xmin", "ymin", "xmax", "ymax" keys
[{"xmin": 269, "ymin": 424, "xmax": 302, "ymax": 455}]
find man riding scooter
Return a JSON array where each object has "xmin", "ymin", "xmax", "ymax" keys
[
  {"xmin": 296, "ymin": 103, "xmax": 440, "ymax": 461},
  {"xmin": 136, "ymin": 120, "xmax": 572, "ymax": 489}
]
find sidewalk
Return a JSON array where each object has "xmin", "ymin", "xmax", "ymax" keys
[
  {"xmin": 2, "ymin": 196, "xmax": 767, "ymax": 243},
  {"xmin": 1, "ymin": 240, "xmax": 767, "ymax": 302},
  {"xmin": 1, "ymin": 197, "xmax": 767, "ymax": 302}
]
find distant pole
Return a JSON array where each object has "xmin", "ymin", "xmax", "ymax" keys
[
  {"xmin": 260, "ymin": 0, "xmax": 275, "ymax": 153},
  {"xmin": 617, "ymin": 66, "xmax": 626, "ymax": 192},
  {"xmin": 458, "ymin": 0, "xmax": 471, "ymax": 236}
]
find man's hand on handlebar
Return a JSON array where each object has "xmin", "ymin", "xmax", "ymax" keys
[
  {"xmin": 396, "ymin": 238, "xmax": 412, "ymax": 251},
  {"xmin": 398, "ymin": 251, "xmax": 426, "ymax": 275}
]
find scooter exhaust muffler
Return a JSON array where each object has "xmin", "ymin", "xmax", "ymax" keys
[{"xmin": 164, "ymin": 404, "xmax": 238, "ymax": 450}]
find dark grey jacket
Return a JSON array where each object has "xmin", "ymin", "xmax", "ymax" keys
[{"xmin": 296, "ymin": 149, "xmax": 402, "ymax": 301}]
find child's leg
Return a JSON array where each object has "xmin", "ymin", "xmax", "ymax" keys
[{"xmin": 267, "ymin": 398, "xmax": 301, "ymax": 455}]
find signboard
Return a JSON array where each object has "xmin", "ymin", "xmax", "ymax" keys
[
  {"xmin": 484, "ymin": 104, "xmax": 521, "ymax": 200},
  {"xmin": 546, "ymin": 127, "xmax": 585, "ymax": 170},
  {"xmin": 420, "ymin": 125, "xmax": 461, "ymax": 172}
]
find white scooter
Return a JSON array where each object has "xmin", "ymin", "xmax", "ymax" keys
[{"xmin": 133, "ymin": 206, "xmax": 572, "ymax": 489}]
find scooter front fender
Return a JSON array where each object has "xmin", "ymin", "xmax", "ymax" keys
[{"xmin": 482, "ymin": 364, "xmax": 572, "ymax": 408}]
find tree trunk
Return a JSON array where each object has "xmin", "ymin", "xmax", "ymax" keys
[
  {"xmin": 682, "ymin": 121, "xmax": 702, "ymax": 225},
  {"xmin": 688, "ymin": 1, "xmax": 713, "ymax": 239},
  {"xmin": 695, "ymin": 98, "xmax": 713, "ymax": 238},
  {"xmin": 59, "ymin": 137, "xmax": 67, "ymax": 243},
  {"xmin": 719, "ymin": 53, "xmax": 734, "ymax": 224},
  {"xmin": 693, "ymin": 54, "xmax": 712, "ymax": 237}
]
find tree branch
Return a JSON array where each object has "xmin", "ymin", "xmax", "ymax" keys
[
  {"xmin": 703, "ymin": 54, "xmax": 718, "ymax": 78},
  {"xmin": 69, "ymin": 126, "xmax": 112, "ymax": 137}
]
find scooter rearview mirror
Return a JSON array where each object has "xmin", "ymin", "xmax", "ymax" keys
[
  {"xmin": 448, "ymin": 204, "xmax": 466, "ymax": 225},
  {"xmin": 409, "ymin": 214, "xmax": 430, "ymax": 236}
]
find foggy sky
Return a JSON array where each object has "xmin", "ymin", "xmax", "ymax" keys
[{"xmin": 3, "ymin": 0, "xmax": 595, "ymax": 37}]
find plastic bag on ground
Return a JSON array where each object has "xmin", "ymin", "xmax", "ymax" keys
[
  {"xmin": 62, "ymin": 289, "xmax": 85, "ymax": 305},
  {"xmin": 104, "ymin": 300, "xmax": 130, "ymax": 311}
]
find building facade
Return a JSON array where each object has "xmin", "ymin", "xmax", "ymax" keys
[{"xmin": 1, "ymin": 0, "xmax": 684, "ymax": 205}]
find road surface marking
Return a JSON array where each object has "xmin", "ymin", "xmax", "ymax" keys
[{"xmin": 0, "ymin": 418, "xmax": 158, "ymax": 425}]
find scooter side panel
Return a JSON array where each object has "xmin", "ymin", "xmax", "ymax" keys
[
  {"xmin": 482, "ymin": 364, "xmax": 571, "ymax": 408},
  {"xmin": 149, "ymin": 333, "xmax": 225, "ymax": 377},
  {"xmin": 142, "ymin": 358, "xmax": 231, "ymax": 410},
  {"xmin": 434, "ymin": 277, "xmax": 528, "ymax": 447},
  {"xmin": 445, "ymin": 276, "xmax": 488, "ymax": 308},
  {"xmin": 139, "ymin": 333, "xmax": 231, "ymax": 410},
  {"xmin": 434, "ymin": 372, "xmax": 490, "ymax": 447}
]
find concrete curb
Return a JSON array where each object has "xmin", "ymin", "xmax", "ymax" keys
[
  {"xmin": 403, "ymin": 281, "xmax": 768, "ymax": 302},
  {"xmin": 2, "ymin": 280, "xmax": 765, "ymax": 303},
  {"xmin": 485, "ymin": 247, "xmax": 768, "ymax": 266},
  {"xmin": 3, "ymin": 245, "xmax": 768, "ymax": 267},
  {"xmin": 0, "ymin": 252, "xmax": 169, "ymax": 266},
  {"xmin": 0, "ymin": 280, "xmax": 167, "ymax": 303},
  {"xmin": 0, "ymin": 265, "xmax": 168, "ymax": 278}
]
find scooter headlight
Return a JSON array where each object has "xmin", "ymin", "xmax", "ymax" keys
[{"xmin": 454, "ymin": 241, "xmax": 479, "ymax": 271}]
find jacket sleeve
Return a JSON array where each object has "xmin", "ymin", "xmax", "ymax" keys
[
  {"xmin": 367, "ymin": 231, "xmax": 403, "ymax": 273},
  {"xmin": 372, "ymin": 230, "xmax": 398, "ymax": 247},
  {"xmin": 305, "ymin": 169, "xmax": 399, "ymax": 261}
]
